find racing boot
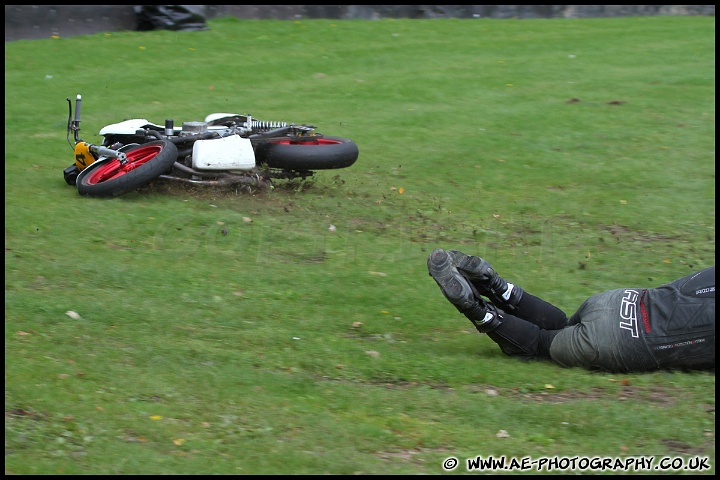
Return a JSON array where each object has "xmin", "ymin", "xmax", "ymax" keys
[
  {"xmin": 427, "ymin": 249, "xmax": 502, "ymax": 333},
  {"xmin": 449, "ymin": 250, "xmax": 524, "ymax": 313}
]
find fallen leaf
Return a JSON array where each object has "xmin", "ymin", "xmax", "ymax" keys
[
  {"xmin": 173, "ymin": 438, "xmax": 186, "ymax": 446},
  {"xmin": 150, "ymin": 415, "xmax": 163, "ymax": 421}
]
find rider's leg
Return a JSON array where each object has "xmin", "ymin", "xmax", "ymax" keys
[
  {"xmin": 428, "ymin": 249, "xmax": 558, "ymax": 358},
  {"xmin": 486, "ymin": 311, "xmax": 560, "ymax": 359},
  {"xmin": 449, "ymin": 250, "xmax": 569, "ymax": 330}
]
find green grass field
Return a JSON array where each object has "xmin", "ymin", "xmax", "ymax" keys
[{"xmin": 5, "ymin": 16, "xmax": 715, "ymax": 474}]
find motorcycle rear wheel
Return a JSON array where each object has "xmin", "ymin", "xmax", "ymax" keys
[
  {"xmin": 77, "ymin": 140, "xmax": 178, "ymax": 197},
  {"xmin": 253, "ymin": 135, "xmax": 358, "ymax": 171}
]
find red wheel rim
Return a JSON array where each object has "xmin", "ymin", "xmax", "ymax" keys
[{"xmin": 85, "ymin": 144, "xmax": 164, "ymax": 185}]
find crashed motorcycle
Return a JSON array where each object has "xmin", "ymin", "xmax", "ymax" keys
[{"xmin": 63, "ymin": 95, "xmax": 359, "ymax": 197}]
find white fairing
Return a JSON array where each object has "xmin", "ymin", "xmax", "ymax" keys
[
  {"xmin": 99, "ymin": 119, "xmax": 161, "ymax": 135},
  {"xmin": 204, "ymin": 113, "xmax": 242, "ymax": 123},
  {"xmin": 192, "ymin": 135, "xmax": 256, "ymax": 171}
]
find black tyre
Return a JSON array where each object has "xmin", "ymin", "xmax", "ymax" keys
[
  {"xmin": 253, "ymin": 135, "xmax": 358, "ymax": 170},
  {"xmin": 77, "ymin": 140, "xmax": 178, "ymax": 197}
]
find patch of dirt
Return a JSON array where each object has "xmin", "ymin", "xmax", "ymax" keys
[
  {"xmin": 504, "ymin": 385, "xmax": 677, "ymax": 406},
  {"xmin": 5, "ymin": 408, "xmax": 44, "ymax": 420},
  {"xmin": 605, "ymin": 224, "xmax": 682, "ymax": 243},
  {"xmin": 137, "ymin": 178, "xmax": 269, "ymax": 199},
  {"xmin": 318, "ymin": 376, "xmax": 700, "ymax": 407},
  {"xmin": 374, "ymin": 445, "xmax": 453, "ymax": 464},
  {"xmin": 660, "ymin": 438, "xmax": 710, "ymax": 456}
]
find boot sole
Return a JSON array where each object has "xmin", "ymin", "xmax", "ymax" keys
[
  {"xmin": 427, "ymin": 249, "xmax": 476, "ymax": 310},
  {"xmin": 450, "ymin": 250, "xmax": 495, "ymax": 282}
]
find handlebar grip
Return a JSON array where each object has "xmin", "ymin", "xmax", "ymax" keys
[{"xmin": 74, "ymin": 94, "xmax": 82, "ymax": 123}]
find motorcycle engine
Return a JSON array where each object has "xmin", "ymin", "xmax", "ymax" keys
[{"xmin": 179, "ymin": 121, "xmax": 208, "ymax": 136}]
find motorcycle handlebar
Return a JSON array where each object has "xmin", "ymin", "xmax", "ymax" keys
[
  {"xmin": 67, "ymin": 94, "xmax": 83, "ymax": 145},
  {"xmin": 74, "ymin": 94, "xmax": 82, "ymax": 124}
]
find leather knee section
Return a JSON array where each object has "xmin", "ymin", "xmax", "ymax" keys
[{"xmin": 486, "ymin": 313, "xmax": 541, "ymax": 357}]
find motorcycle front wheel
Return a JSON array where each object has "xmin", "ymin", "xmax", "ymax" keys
[
  {"xmin": 253, "ymin": 136, "xmax": 359, "ymax": 171},
  {"xmin": 76, "ymin": 141, "xmax": 178, "ymax": 198}
]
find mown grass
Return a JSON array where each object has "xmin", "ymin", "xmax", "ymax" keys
[{"xmin": 5, "ymin": 16, "xmax": 715, "ymax": 474}]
